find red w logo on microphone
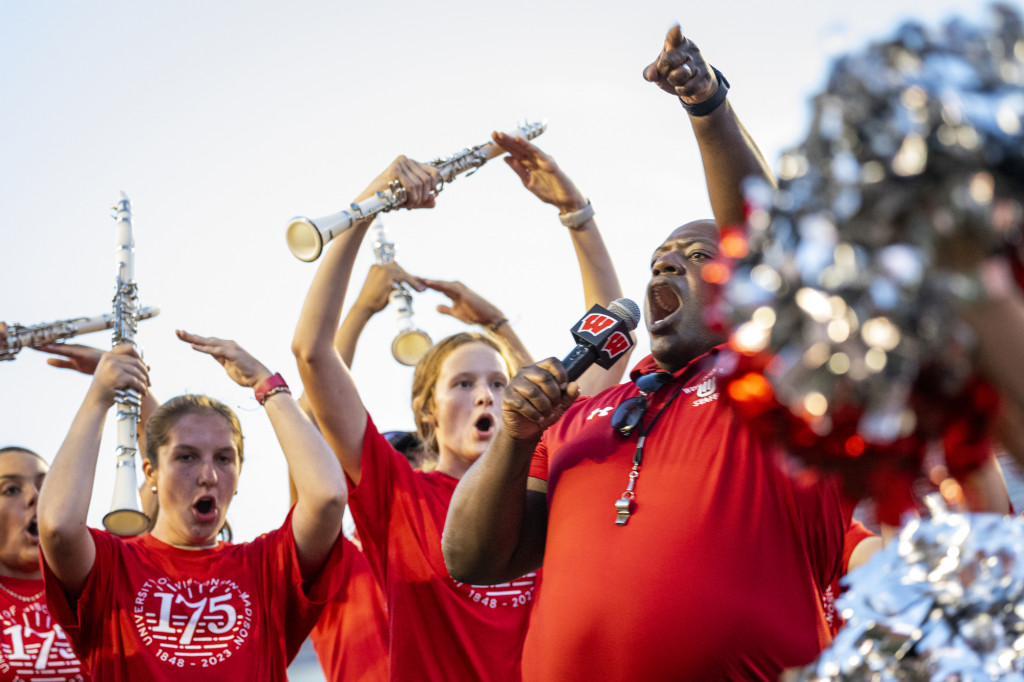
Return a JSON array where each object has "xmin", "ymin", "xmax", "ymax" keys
[
  {"xmin": 567, "ymin": 302, "xmax": 637, "ymax": 372},
  {"xmin": 601, "ymin": 331, "xmax": 631, "ymax": 360},
  {"xmin": 579, "ymin": 313, "xmax": 616, "ymax": 337}
]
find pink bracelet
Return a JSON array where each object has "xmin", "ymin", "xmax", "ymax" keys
[{"xmin": 254, "ymin": 373, "xmax": 290, "ymax": 405}]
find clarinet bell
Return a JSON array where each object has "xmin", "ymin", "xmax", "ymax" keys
[
  {"xmin": 103, "ymin": 454, "xmax": 150, "ymax": 536},
  {"xmin": 390, "ymin": 288, "xmax": 432, "ymax": 366},
  {"xmin": 103, "ymin": 507, "xmax": 149, "ymax": 537},
  {"xmin": 285, "ymin": 216, "xmax": 326, "ymax": 263},
  {"xmin": 392, "ymin": 328, "xmax": 433, "ymax": 366},
  {"xmin": 286, "ymin": 207, "xmax": 362, "ymax": 263}
]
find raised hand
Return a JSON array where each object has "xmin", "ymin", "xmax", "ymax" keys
[
  {"xmin": 422, "ymin": 279, "xmax": 506, "ymax": 328},
  {"xmin": 492, "ymin": 132, "xmax": 587, "ymax": 213},
  {"xmin": 353, "ymin": 262, "xmax": 427, "ymax": 315},
  {"xmin": 35, "ymin": 343, "xmax": 104, "ymax": 375},
  {"xmin": 642, "ymin": 24, "xmax": 718, "ymax": 105},
  {"xmin": 353, "ymin": 155, "xmax": 442, "ymax": 209},
  {"xmin": 501, "ymin": 358, "xmax": 578, "ymax": 441},
  {"xmin": 88, "ymin": 344, "xmax": 149, "ymax": 407},
  {"xmin": 176, "ymin": 329, "xmax": 272, "ymax": 389}
]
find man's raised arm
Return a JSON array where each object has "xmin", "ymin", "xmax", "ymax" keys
[{"xmin": 643, "ymin": 25, "xmax": 776, "ymax": 227}]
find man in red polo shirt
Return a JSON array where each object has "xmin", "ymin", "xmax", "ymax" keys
[{"xmin": 443, "ymin": 26, "xmax": 854, "ymax": 681}]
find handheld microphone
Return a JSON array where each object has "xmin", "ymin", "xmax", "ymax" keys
[{"xmin": 562, "ymin": 298, "xmax": 641, "ymax": 382}]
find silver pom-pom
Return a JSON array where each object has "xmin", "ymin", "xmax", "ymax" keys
[
  {"xmin": 795, "ymin": 503, "xmax": 1024, "ymax": 680},
  {"xmin": 720, "ymin": 6, "xmax": 1024, "ymax": 509}
]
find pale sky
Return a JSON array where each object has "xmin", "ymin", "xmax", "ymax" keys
[{"xmin": 1, "ymin": 0, "xmax": 1013, "ymax": 542}]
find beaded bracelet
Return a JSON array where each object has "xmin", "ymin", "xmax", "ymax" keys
[{"xmin": 255, "ymin": 373, "xmax": 290, "ymax": 406}]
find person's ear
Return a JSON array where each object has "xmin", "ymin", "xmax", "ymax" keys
[{"xmin": 142, "ymin": 457, "xmax": 157, "ymax": 491}]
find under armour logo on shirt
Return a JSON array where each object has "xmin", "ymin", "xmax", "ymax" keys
[{"xmin": 587, "ymin": 406, "xmax": 614, "ymax": 420}]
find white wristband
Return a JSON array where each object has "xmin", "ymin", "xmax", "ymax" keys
[{"xmin": 559, "ymin": 200, "xmax": 595, "ymax": 229}]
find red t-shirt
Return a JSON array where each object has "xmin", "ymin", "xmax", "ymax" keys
[
  {"xmin": 349, "ymin": 415, "xmax": 536, "ymax": 682},
  {"xmin": 42, "ymin": 511, "xmax": 342, "ymax": 681},
  {"xmin": 824, "ymin": 519, "xmax": 876, "ymax": 636},
  {"xmin": 309, "ymin": 536, "xmax": 389, "ymax": 682},
  {"xmin": 0, "ymin": 577, "xmax": 87, "ymax": 681},
  {"xmin": 525, "ymin": 349, "xmax": 853, "ymax": 681},
  {"xmin": 840, "ymin": 519, "xmax": 874, "ymax": 575}
]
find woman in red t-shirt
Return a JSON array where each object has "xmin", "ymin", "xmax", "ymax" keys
[
  {"xmin": 0, "ymin": 446, "xmax": 88, "ymax": 681},
  {"xmin": 37, "ymin": 331, "xmax": 347, "ymax": 681},
  {"xmin": 293, "ymin": 136, "xmax": 627, "ymax": 680}
]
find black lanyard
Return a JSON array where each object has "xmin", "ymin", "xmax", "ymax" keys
[
  {"xmin": 632, "ymin": 382, "xmax": 686, "ymax": 467},
  {"xmin": 615, "ymin": 378, "xmax": 690, "ymax": 526}
]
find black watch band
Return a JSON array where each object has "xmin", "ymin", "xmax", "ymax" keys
[{"xmin": 680, "ymin": 66, "xmax": 730, "ymax": 117}]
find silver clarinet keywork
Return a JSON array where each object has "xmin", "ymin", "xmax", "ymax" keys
[
  {"xmin": 285, "ymin": 120, "xmax": 547, "ymax": 262},
  {"xmin": 0, "ymin": 307, "xmax": 160, "ymax": 361},
  {"xmin": 371, "ymin": 217, "xmax": 432, "ymax": 366},
  {"xmin": 103, "ymin": 192, "xmax": 150, "ymax": 536}
]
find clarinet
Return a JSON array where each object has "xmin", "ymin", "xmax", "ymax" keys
[
  {"xmin": 371, "ymin": 218, "xmax": 432, "ymax": 366},
  {"xmin": 103, "ymin": 192, "xmax": 150, "ymax": 536},
  {"xmin": 285, "ymin": 120, "xmax": 547, "ymax": 261},
  {"xmin": 0, "ymin": 307, "xmax": 160, "ymax": 361}
]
